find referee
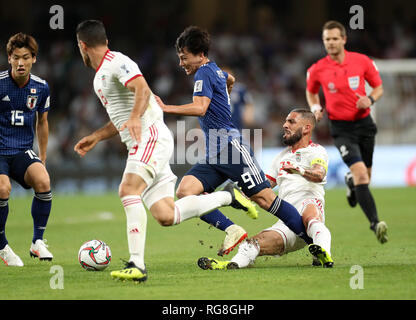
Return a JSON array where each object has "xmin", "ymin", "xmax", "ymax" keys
[{"xmin": 305, "ymin": 20, "xmax": 388, "ymax": 244}]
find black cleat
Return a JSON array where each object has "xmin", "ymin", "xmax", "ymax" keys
[
  {"xmin": 197, "ymin": 257, "xmax": 239, "ymax": 270},
  {"xmin": 308, "ymin": 244, "xmax": 334, "ymax": 268}
]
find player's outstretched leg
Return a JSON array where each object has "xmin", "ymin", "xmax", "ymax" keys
[
  {"xmin": 200, "ymin": 239, "xmax": 260, "ymax": 270},
  {"xmin": 197, "ymin": 257, "xmax": 238, "ymax": 270},
  {"xmin": 111, "ymin": 260, "xmax": 148, "ymax": 282},
  {"xmin": 218, "ymin": 224, "xmax": 247, "ymax": 256},
  {"xmin": 222, "ymin": 182, "xmax": 258, "ymax": 219},
  {"xmin": 308, "ymin": 244, "xmax": 333, "ymax": 268},
  {"xmin": 0, "ymin": 244, "xmax": 24, "ymax": 267},
  {"xmin": 345, "ymin": 171, "xmax": 357, "ymax": 207}
]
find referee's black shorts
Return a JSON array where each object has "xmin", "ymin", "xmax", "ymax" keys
[{"xmin": 329, "ymin": 115, "xmax": 377, "ymax": 168}]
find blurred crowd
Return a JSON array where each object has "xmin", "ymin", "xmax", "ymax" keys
[{"xmin": 1, "ymin": 3, "xmax": 416, "ymax": 171}]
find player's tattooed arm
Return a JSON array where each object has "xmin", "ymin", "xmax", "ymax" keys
[
  {"xmin": 302, "ymin": 164, "xmax": 326, "ymax": 183},
  {"xmin": 282, "ymin": 162, "xmax": 326, "ymax": 183}
]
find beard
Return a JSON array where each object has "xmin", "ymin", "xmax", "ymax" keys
[{"xmin": 283, "ymin": 128, "xmax": 303, "ymax": 146}]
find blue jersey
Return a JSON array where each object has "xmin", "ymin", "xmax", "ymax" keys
[
  {"xmin": 193, "ymin": 61, "xmax": 240, "ymax": 158},
  {"xmin": 0, "ymin": 70, "xmax": 50, "ymax": 156},
  {"xmin": 230, "ymin": 83, "xmax": 253, "ymax": 131}
]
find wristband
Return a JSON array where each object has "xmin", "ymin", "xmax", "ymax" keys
[
  {"xmin": 368, "ymin": 95, "xmax": 375, "ymax": 105},
  {"xmin": 311, "ymin": 104, "xmax": 323, "ymax": 113}
]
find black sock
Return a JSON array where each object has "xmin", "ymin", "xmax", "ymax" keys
[{"xmin": 355, "ymin": 184, "xmax": 379, "ymax": 229}]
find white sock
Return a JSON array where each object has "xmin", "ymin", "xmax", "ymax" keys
[
  {"xmin": 173, "ymin": 191, "xmax": 232, "ymax": 224},
  {"xmin": 231, "ymin": 240, "xmax": 260, "ymax": 268},
  {"xmin": 307, "ymin": 219, "xmax": 332, "ymax": 255},
  {"xmin": 121, "ymin": 196, "xmax": 147, "ymax": 269}
]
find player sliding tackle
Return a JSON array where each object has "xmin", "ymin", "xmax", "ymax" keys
[
  {"xmin": 198, "ymin": 109, "xmax": 334, "ymax": 270},
  {"xmin": 74, "ymin": 20, "xmax": 257, "ymax": 283},
  {"xmin": 155, "ymin": 26, "xmax": 313, "ymax": 256}
]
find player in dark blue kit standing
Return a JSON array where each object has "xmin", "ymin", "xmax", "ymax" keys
[
  {"xmin": 156, "ymin": 26, "xmax": 313, "ymax": 255},
  {"xmin": 0, "ymin": 33, "xmax": 53, "ymax": 267}
]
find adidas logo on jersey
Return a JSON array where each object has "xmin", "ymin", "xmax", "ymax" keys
[{"xmin": 1, "ymin": 95, "xmax": 10, "ymax": 101}]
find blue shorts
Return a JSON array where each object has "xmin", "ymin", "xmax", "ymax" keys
[
  {"xmin": 0, "ymin": 150, "xmax": 42, "ymax": 189},
  {"xmin": 186, "ymin": 138, "xmax": 270, "ymax": 197}
]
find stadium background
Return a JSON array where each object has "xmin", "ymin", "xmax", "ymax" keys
[{"xmin": 1, "ymin": 0, "xmax": 415, "ymax": 194}]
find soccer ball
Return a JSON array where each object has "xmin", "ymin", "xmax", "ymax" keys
[{"xmin": 78, "ymin": 239, "xmax": 112, "ymax": 271}]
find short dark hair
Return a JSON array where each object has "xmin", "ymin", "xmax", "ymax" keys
[
  {"xmin": 291, "ymin": 108, "xmax": 316, "ymax": 128},
  {"xmin": 76, "ymin": 20, "xmax": 107, "ymax": 47},
  {"xmin": 322, "ymin": 20, "xmax": 346, "ymax": 37},
  {"xmin": 175, "ymin": 26, "xmax": 210, "ymax": 56},
  {"xmin": 7, "ymin": 33, "xmax": 38, "ymax": 57}
]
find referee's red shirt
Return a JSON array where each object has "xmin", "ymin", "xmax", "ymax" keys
[{"xmin": 306, "ymin": 50, "xmax": 382, "ymax": 121}]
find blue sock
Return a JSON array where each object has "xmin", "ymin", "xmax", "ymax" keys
[
  {"xmin": 31, "ymin": 191, "xmax": 52, "ymax": 244},
  {"xmin": 0, "ymin": 198, "xmax": 9, "ymax": 250},
  {"xmin": 268, "ymin": 196, "xmax": 312, "ymax": 244},
  {"xmin": 200, "ymin": 209, "xmax": 234, "ymax": 231}
]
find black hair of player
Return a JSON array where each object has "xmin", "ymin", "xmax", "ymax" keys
[
  {"xmin": 175, "ymin": 26, "xmax": 210, "ymax": 56},
  {"xmin": 291, "ymin": 108, "xmax": 316, "ymax": 128},
  {"xmin": 76, "ymin": 20, "xmax": 107, "ymax": 47}
]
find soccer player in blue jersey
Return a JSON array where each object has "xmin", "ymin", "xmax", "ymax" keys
[
  {"xmin": 155, "ymin": 26, "xmax": 313, "ymax": 252},
  {"xmin": 0, "ymin": 33, "xmax": 53, "ymax": 266},
  {"xmin": 222, "ymin": 67, "xmax": 254, "ymax": 131}
]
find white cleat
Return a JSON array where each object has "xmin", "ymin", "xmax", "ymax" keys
[
  {"xmin": 0, "ymin": 244, "xmax": 24, "ymax": 267},
  {"xmin": 218, "ymin": 224, "xmax": 248, "ymax": 256},
  {"xmin": 30, "ymin": 239, "xmax": 53, "ymax": 261},
  {"xmin": 375, "ymin": 221, "xmax": 388, "ymax": 244}
]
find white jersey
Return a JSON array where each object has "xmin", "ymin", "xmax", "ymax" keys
[
  {"xmin": 93, "ymin": 50, "xmax": 163, "ymax": 150},
  {"xmin": 266, "ymin": 142, "xmax": 329, "ymax": 204}
]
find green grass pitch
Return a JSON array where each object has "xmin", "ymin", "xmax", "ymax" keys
[{"xmin": 1, "ymin": 187, "xmax": 415, "ymax": 300}]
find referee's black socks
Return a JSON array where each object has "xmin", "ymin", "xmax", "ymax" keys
[{"xmin": 355, "ymin": 184, "xmax": 379, "ymax": 230}]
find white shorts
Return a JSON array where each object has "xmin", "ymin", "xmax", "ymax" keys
[
  {"xmin": 263, "ymin": 197, "xmax": 325, "ymax": 256},
  {"xmin": 123, "ymin": 120, "xmax": 178, "ymax": 209}
]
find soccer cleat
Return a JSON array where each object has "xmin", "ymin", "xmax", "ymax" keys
[
  {"xmin": 197, "ymin": 257, "xmax": 238, "ymax": 270},
  {"xmin": 375, "ymin": 221, "xmax": 388, "ymax": 244},
  {"xmin": 308, "ymin": 244, "xmax": 334, "ymax": 268},
  {"xmin": 0, "ymin": 244, "xmax": 24, "ymax": 267},
  {"xmin": 110, "ymin": 261, "xmax": 147, "ymax": 282},
  {"xmin": 30, "ymin": 239, "xmax": 53, "ymax": 261},
  {"xmin": 311, "ymin": 257, "xmax": 322, "ymax": 267},
  {"xmin": 218, "ymin": 224, "xmax": 248, "ymax": 256},
  {"xmin": 223, "ymin": 182, "xmax": 258, "ymax": 219},
  {"xmin": 345, "ymin": 171, "xmax": 357, "ymax": 207}
]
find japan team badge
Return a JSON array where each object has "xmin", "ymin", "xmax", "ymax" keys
[{"xmin": 26, "ymin": 95, "xmax": 38, "ymax": 110}]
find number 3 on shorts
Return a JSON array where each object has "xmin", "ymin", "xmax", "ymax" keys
[{"xmin": 241, "ymin": 172, "xmax": 255, "ymax": 190}]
